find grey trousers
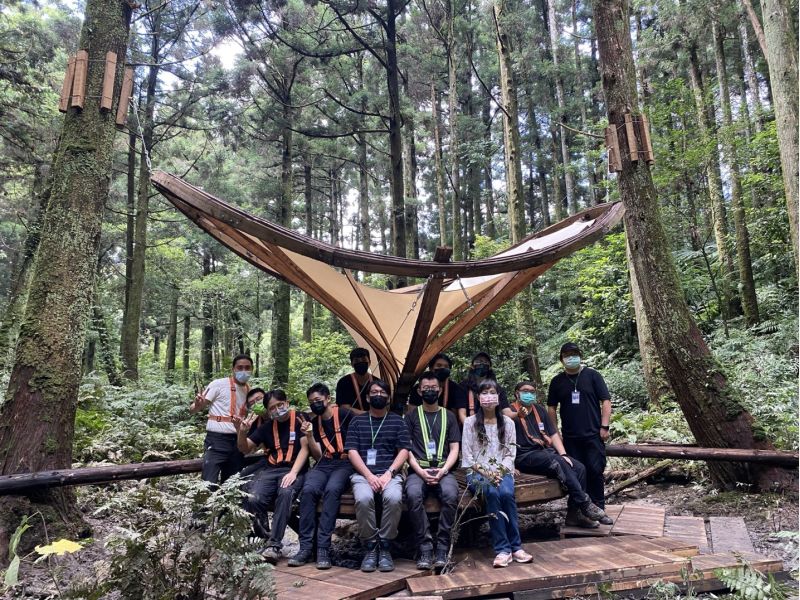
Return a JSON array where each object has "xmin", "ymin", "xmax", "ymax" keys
[{"xmin": 351, "ymin": 473, "xmax": 404, "ymax": 543}]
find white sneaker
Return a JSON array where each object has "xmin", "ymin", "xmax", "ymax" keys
[
  {"xmin": 493, "ymin": 552, "xmax": 512, "ymax": 568},
  {"xmin": 512, "ymin": 549, "xmax": 533, "ymax": 563}
]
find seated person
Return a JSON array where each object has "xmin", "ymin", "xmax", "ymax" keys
[
  {"xmin": 335, "ymin": 347, "xmax": 374, "ymax": 415},
  {"xmin": 289, "ymin": 383, "xmax": 355, "ymax": 570},
  {"xmin": 345, "ymin": 380, "xmax": 410, "ymax": 573},
  {"xmin": 239, "ymin": 387, "xmax": 269, "ymax": 479},
  {"xmin": 404, "ymin": 371, "xmax": 461, "ymax": 570},
  {"xmin": 234, "ymin": 389, "xmax": 309, "ymax": 562},
  {"xmin": 510, "ymin": 381, "xmax": 609, "ymax": 529},
  {"xmin": 407, "ymin": 353, "xmax": 466, "ymax": 415},
  {"xmin": 458, "ymin": 352, "xmax": 513, "ymax": 424}
]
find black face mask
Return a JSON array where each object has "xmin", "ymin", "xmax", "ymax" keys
[
  {"xmin": 421, "ymin": 390, "xmax": 440, "ymax": 404},
  {"xmin": 310, "ymin": 401, "xmax": 326, "ymax": 416},
  {"xmin": 353, "ymin": 362, "xmax": 369, "ymax": 376},
  {"xmin": 472, "ymin": 364, "xmax": 489, "ymax": 378},
  {"xmin": 369, "ymin": 394, "xmax": 388, "ymax": 409},
  {"xmin": 434, "ymin": 368, "xmax": 451, "ymax": 381}
]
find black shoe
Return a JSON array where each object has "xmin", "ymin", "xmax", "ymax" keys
[
  {"xmin": 565, "ymin": 508, "xmax": 599, "ymax": 529},
  {"xmin": 416, "ymin": 548, "xmax": 433, "ymax": 570},
  {"xmin": 378, "ymin": 539, "xmax": 394, "ymax": 572},
  {"xmin": 598, "ymin": 514, "xmax": 614, "ymax": 525},
  {"xmin": 433, "ymin": 547, "xmax": 449, "ymax": 568},
  {"xmin": 360, "ymin": 542, "xmax": 379, "ymax": 572},
  {"xmin": 316, "ymin": 547, "xmax": 332, "ymax": 570},
  {"xmin": 580, "ymin": 501, "xmax": 607, "ymax": 522},
  {"xmin": 288, "ymin": 548, "xmax": 312, "ymax": 567}
]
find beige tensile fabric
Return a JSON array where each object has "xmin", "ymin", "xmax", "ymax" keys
[{"xmin": 151, "ymin": 171, "xmax": 624, "ymax": 390}]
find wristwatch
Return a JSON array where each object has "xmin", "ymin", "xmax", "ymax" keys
[
  {"xmin": 387, "ymin": 467, "xmax": 396, "ymax": 476},
  {"xmin": 600, "ymin": 425, "xmax": 610, "ymax": 431}
]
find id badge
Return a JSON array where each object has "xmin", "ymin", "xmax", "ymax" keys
[
  {"xmin": 538, "ymin": 421, "xmax": 546, "ymax": 432},
  {"xmin": 426, "ymin": 440, "xmax": 437, "ymax": 457},
  {"xmin": 289, "ymin": 431, "xmax": 296, "ymax": 442},
  {"xmin": 366, "ymin": 448, "xmax": 377, "ymax": 466},
  {"xmin": 571, "ymin": 390, "xmax": 580, "ymax": 404}
]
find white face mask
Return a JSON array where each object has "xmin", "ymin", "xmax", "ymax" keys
[
  {"xmin": 234, "ymin": 371, "xmax": 251, "ymax": 384},
  {"xmin": 563, "ymin": 356, "xmax": 581, "ymax": 370}
]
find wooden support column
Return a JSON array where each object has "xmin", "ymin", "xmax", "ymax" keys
[{"xmin": 71, "ymin": 50, "xmax": 88, "ymax": 109}]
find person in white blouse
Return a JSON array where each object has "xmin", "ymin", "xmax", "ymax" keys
[{"xmin": 461, "ymin": 379, "xmax": 534, "ymax": 568}]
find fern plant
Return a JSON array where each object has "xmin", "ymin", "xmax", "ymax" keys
[{"xmin": 715, "ymin": 560, "xmax": 790, "ymax": 600}]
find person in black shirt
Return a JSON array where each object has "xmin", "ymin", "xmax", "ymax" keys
[
  {"xmin": 335, "ymin": 347, "xmax": 373, "ymax": 415},
  {"xmin": 404, "ymin": 371, "xmax": 461, "ymax": 570},
  {"xmin": 408, "ymin": 353, "xmax": 467, "ymax": 416},
  {"xmin": 511, "ymin": 381, "xmax": 609, "ymax": 528},
  {"xmin": 344, "ymin": 379, "xmax": 410, "ymax": 573},
  {"xmin": 458, "ymin": 352, "xmax": 513, "ymax": 424},
  {"xmin": 288, "ymin": 383, "xmax": 355, "ymax": 569},
  {"xmin": 547, "ymin": 342, "xmax": 612, "ymax": 518},
  {"xmin": 235, "ymin": 389, "xmax": 309, "ymax": 562}
]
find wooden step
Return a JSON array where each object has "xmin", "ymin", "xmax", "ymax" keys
[
  {"xmin": 664, "ymin": 515, "xmax": 710, "ymax": 553},
  {"xmin": 709, "ymin": 516, "xmax": 755, "ymax": 554}
]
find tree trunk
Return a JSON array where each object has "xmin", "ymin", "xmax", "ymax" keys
[
  {"xmin": 121, "ymin": 131, "xmax": 135, "ymax": 353},
  {"xmin": 93, "ymin": 304, "xmax": 121, "ymax": 387},
  {"xmin": 446, "ymin": 0, "xmax": 463, "ymax": 261},
  {"xmin": 591, "ymin": 0, "xmax": 788, "ymax": 491},
  {"xmin": 385, "ymin": 0, "xmax": 406, "ymax": 278},
  {"xmin": 303, "ymin": 161, "xmax": 314, "ymax": 343},
  {"xmin": 738, "ymin": 15, "xmax": 764, "ymax": 132},
  {"xmin": 0, "ymin": 0, "xmax": 131, "ymax": 536},
  {"xmin": 482, "ymin": 94, "xmax": 497, "ymax": 239},
  {"xmin": 713, "ymin": 21, "xmax": 760, "ymax": 325},
  {"xmin": 182, "ymin": 315, "xmax": 190, "ymax": 381},
  {"xmin": 550, "ymin": 122, "xmax": 565, "ymax": 220},
  {"xmin": 200, "ymin": 252, "xmax": 214, "ymax": 380},
  {"xmin": 165, "ymin": 288, "xmax": 178, "ymax": 382},
  {"xmin": 759, "ymin": 0, "xmax": 799, "ymax": 269},
  {"xmin": 357, "ymin": 57, "xmax": 371, "ymax": 254},
  {"xmin": 740, "ymin": 0, "xmax": 768, "ymax": 56},
  {"xmin": 432, "ymin": 82, "xmax": 448, "ymax": 246},
  {"xmin": 403, "ymin": 81, "xmax": 420, "ymax": 260}
]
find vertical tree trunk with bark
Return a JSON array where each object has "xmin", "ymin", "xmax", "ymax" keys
[
  {"xmin": 738, "ymin": 15, "xmax": 764, "ymax": 132},
  {"xmin": 482, "ymin": 95, "xmax": 497, "ymax": 238},
  {"xmin": 182, "ymin": 315, "xmax": 190, "ymax": 381},
  {"xmin": 432, "ymin": 83, "xmax": 448, "ymax": 246},
  {"xmin": 385, "ymin": 0, "xmax": 406, "ymax": 276},
  {"xmin": 403, "ymin": 78, "xmax": 420, "ymax": 260},
  {"xmin": 446, "ymin": 0, "xmax": 463, "ymax": 260},
  {"xmin": 0, "ymin": 0, "xmax": 131, "ymax": 535},
  {"xmin": 550, "ymin": 123, "xmax": 565, "ymax": 220},
  {"xmin": 591, "ymin": 0, "xmax": 788, "ymax": 491},
  {"xmin": 303, "ymin": 161, "xmax": 314, "ymax": 342},
  {"xmin": 200, "ymin": 251, "xmax": 214, "ymax": 380},
  {"xmin": 165, "ymin": 288, "xmax": 178, "ymax": 382}
]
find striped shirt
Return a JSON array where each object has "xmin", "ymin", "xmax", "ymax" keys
[{"xmin": 344, "ymin": 412, "xmax": 411, "ymax": 474}]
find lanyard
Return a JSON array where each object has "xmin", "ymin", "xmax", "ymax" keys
[
  {"xmin": 369, "ymin": 413, "xmax": 387, "ymax": 448},
  {"xmin": 418, "ymin": 405, "xmax": 446, "ymax": 466},
  {"xmin": 513, "ymin": 401, "xmax": 552, "ymax": 448},
  {"xmin": 567, "ymin": 368, "xmax": 582, "ymax": 391},
  {"xmin": 350, "ymin": 373, "xmax": 373, "ymax": 410},
  {"xmin": 318, "ymin": 407, "xmax": 346, "ymax": 458}
]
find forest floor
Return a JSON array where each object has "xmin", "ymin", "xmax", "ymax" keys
[{"xmin": 4, "ymin": 474, "xmax": 798, "ymax": 599}]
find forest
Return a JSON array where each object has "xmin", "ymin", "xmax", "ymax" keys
[{"xmin": 0, "ymin": 0, "xmax": 797, "ymax": 596}]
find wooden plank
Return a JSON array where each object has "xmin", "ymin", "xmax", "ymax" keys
[
  {"xmin": 639, "ymin": 114, "xmax": 655, "ymax": 164},
  {"xmin": 70, "ymin": 50, "xmax": 88, "ymax": 109},
  {"xmin": 100, "ymin": 51, "xmax": 117, "ymax": 111},
  {"xmin": 604, "ymin": 125, "xmax": 622, "ymax": 172},
  {"xmin": 115, "ymin": 67, "xmax": 134, "ymax": 126},
  {"xmin": 664, "ymin": 515, "xmax": 710, "ymax": 553},
  {"xmin": 59, "ymin": 55, "xmax": 76, "ymax": 112},
  {"xmin": 610, "ymin": 503, "xmax": 665, "ymax": 537},
  {"xmin": 709, "ymin": 516, "xmax": 755, "ymax": 554},
  {"xmin": 560, "ymin": 504, "xmax": 624, "ymax": 538},
  {"xmin": 624, "ymin": 113, "xmax": 638, "ymax": 162}
]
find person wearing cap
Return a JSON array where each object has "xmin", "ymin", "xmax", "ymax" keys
[
  {"xmin": 404, "ymin": 371, "xmax": 461, "ymax": 570},
  {"xmin": 190, "ymin": 354, "xmax": 254, "ymax": 485},
  {"xmin": 335, "ymin": 347, "xmax": 373, "ymax": 415},
  {"xmin": 458, "ymin": 352, "xmax": 515, "ymax": 424},
  {"xmin": 547, "ymin": 343, "xmax": 612, "ymax": 519},
  {"xmin": 511, "ymin": 381, "xmax": 610, "ymax": 528},
  {"xmin": 407, "ymin": 353, "xmax": 467, "ymax": 416}
]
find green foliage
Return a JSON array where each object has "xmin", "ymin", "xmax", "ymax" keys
[
  {"xmin": 610, "ymin": 400, "xmax": 693, "ymax": 444},
  {"xmin": 715, "ymin": 560, "xmax": 791, "ymax": 600},
  {"xmin": 1, "ymin": 515, "xmax": 31, "ymax": 591},
  {"xmin": 287, "ymin": 331, "xmax": 352, "ymax": 404}
]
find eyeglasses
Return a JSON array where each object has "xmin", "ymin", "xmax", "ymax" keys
[
  {"xmin": 370, "ymin": 390, "xmax": 389, "ymax": 397},
  {"xmin": 420, "ymin": 386, "xmax": 440, "ymax": 392}
]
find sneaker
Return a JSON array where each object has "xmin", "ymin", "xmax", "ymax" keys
[
  {"xmin": 598, "ymin": 514, "xmax": 614, "ymax": 525},
  {"xmin": 360, "ymin": 542, "xmax": 379, "ymax": 572},
  {"xmin": 580, "ymin": 501, "xmax": 607, "ymax": 522},
  {"xmin": 378, "ymin": 539, "xmax": 395, "ymax": 572},
  {"xmin": 416, "ymin": 548, "xmax": 433, "ymax": 570},
  {"xmin": 433, "ymin": 547, "xmax": 449, "ymax": 568},
  {"xmin": 288, "ymin": 548, "xmax": 312, "ymax": 567},
  {"xmin": 493, "ymin": 552, "xmax": 512, "ymax": 568},
  {"xmin": 512, "ymin": 549, "xmax": 533, "ymax": 563},
  {"xmin": 316, "ymin": 547, "xmax": 332, "ymax": 570},
  {"xmin": 262, "ymin": 546, "xmax": 281, "ymax": 563},
  {"xmin": 565, "ymin": 509, "xmax": 599, "ymax": 529}
]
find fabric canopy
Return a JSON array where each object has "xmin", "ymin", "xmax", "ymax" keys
[{"xmin": 151, "ymin": 171, "xmax": 625, "ymax": 395}]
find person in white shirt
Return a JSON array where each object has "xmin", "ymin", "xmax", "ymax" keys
[{"xmin": 190, "ymin": 354, "xmax": 253, "ymax": 485}]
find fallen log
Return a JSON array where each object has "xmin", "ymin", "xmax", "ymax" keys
[
  {"xmin": 606, "ymin": 444, "xmax": 798, "ymax": 467},
  {"xmin": 604, "ymin": 459, "xmax": 674, "ymax": 499}
]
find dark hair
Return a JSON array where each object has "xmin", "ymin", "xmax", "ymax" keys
[
  {"xmin": 306, "ymin": 382, "xmax": 330, "ymax": 398},
  {"xmin": 247, "ymin": 387, "xmax": 266, "ymax": 401},
  {"xmin": 367, "ymin": 378, "xmax": 391, "ymax": 396},
  {"xmin": 427, "ymin": 353, "xmax": 452, "ymax": 369},
  {"xmin": 471, "ymin": 352, "xmax": 492, "ymax": 366},
  {"xmin": 232, "ymin": 354, "xmax": 253, "ymax": 368},
  {"xmin": 265, "ymin": 388, "xmax": 288, "ymax": 406},
  {"xmin": 514, "ymin": 380, "xmax": 538, "ymax": 392},
  {"xmin": 350, "ymin": 347, "xmax": 370, "ymax": 362},
  {"xmin": 475, "ymin": 379, "xmax": 506, "ymax": 445},
  {"xmin": 417, "ymin": 371, "xmax": 440, "ymax": 386}
]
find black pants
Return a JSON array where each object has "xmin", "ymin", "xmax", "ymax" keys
[
  {"xmin": 297, "ymin": 460, "xmax": 353, "ymax": 552},
  {"xmin": 563, "ymin": 435, "xmax": 606, "ymax": 508},
  {"xmin": 516, "ymin": 448, "xmax": 589, "ymax": 509},
  {"xmin": 404, "ymin": 472, "xmax": 459, "ymax": 552},
  {"xmin": 201, "ymin": 431, "xmax": 244, "ymax": 485},
  {"xmin": 239, "ymin": 456, "xmax": 268, "ymax": 479},
  {"xmin": 244, "ymin": 466, "xmax": 305, "ymax": 549}
]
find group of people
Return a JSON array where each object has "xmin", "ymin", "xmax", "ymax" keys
[{"xmin": 190, "ymin": 342, "xmax": 613, "ymax": 571}]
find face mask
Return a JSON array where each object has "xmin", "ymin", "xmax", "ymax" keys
[
  {"xmin": 479, "ymin": 393, "xmax": 499, "ymax": 408},
  {"xmin": 369, "ymin": 395, "xmax": 388, "ymax": 410},
  {"xmin": 251, "ymin": 403, "xmax": 266, "ymax": 416},
  {"xmin": 434, "ymin": 367, "xmax": 451, "ymax": 381},
  {"xmin": 270, "ymin": 406, "xmax": 290, "ymax": 420},
  {"xmin": 563, "ymin": 356, "xmax": 581, "ymax": 370},
  {"xmin": 309, "ymin": 401, "xmax": 326, "ymax": 416},
  {"xmin": 472, "ymin": 364, "xmax": 489, "ymax": 378},
  {"xmin": 421, "ymin": 390, "xmax": 440, "ymax": 404},
  {"xmin": 234, "ymin": 371, "xmax": 251, "ymax": 384},
  {"xmin": 519, "ymin": 391, "xmax": 536, "ymax": 406},
  {"xmin": 353, "ymin": 362, "xmax": 369, "ymax": 376}
]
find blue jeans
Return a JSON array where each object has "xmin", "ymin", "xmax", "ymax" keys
[{"xmin": 467, "ymin": 472, "xmax": 522, "ymax": 554}]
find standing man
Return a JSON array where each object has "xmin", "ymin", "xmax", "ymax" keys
[
  {"xmin": 511, "ymin": 381, "xmax": 609, "ymax": 528},
  {"xmin": 190, "ymin": 354, "xmax": 253, "ymax": 485},
  {"xmin": 235, "ymin": 389, "xmax": 309, "ymax": 562},
  {"xmin": 407, "ymin": 353, "xmax": 466, "ymax": 416},
  {"xmin": 404, "ymin": 371, "xmax": 460, "ymax": 569},
  {"xmin": 345, "ymin": 379, "xmax": 410, "ymax": 573},
  {"xmin": 336, "ymin": 347, "xmax": 373, "ymax": 415},
  {"xmin": 458, "ymin": 352, "xmax": 513, "ymax": 424},
  {"xmin": 289, "ymin": 383, "xmax": 354, "ymax": 570},
  {"xmin": 547, "ymin": 342, "xmax": 612, "ymax": 519}
]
